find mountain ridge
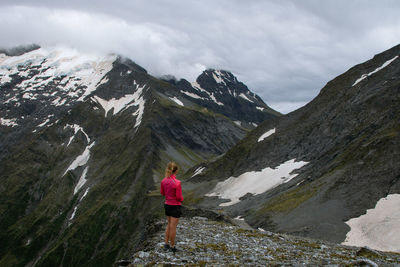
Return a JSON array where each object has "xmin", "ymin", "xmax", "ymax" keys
[
  {"xmin": 184, "ymin": 43, "xmax": 400, "ymax": 252},
  {"xmin": 0, "ymin": 45, "xmax": 279, "ymax": 266}
]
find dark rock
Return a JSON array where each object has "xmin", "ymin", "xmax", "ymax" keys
[
  {"xmin": 350, "ymin": 259, "xmax": 379, "ymax": 267},
  {"xmin": 115, "ymin": 259, "xmax": 131, "ymax": 266},
  {"xmin": 0, "ymin": 44, "xmax": 40, "ymax": 56},
  {"xmin": 356, "ymin": 247, "xmax": 382, "ymax": 258}
]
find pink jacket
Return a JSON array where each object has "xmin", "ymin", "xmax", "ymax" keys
[{"xmin": 160, "ymin": 174, "xmax": 183, "ymax": 205}]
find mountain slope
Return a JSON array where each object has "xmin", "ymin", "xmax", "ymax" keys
[
  {"xmin": 0, "ymin": 46, "xmax": 279, "ymax": 266},
  {"xmin": 185, "ymin": 44, "xmax": 400, "ymax": 251}
]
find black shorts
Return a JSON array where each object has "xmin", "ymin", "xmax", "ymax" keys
[{"xmin": 164, "ymin": 204, "xmax": 182, "ymax": 218}]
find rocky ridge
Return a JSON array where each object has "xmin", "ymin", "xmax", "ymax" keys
[
  {"xmin": 183, "ymin": 43, "xmax": 400, "ymax": 248},
  {"xmin": 175, "ymin": 69, "xmax": 279, "ymax": 128},
  {"xmin": 128, "ymin": 216, "xmax": 400, "ymax": 266}
]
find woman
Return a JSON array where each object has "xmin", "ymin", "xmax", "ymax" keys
[{"xmin": 160, "ymin": 162, "xmax": 183, "ymax": 253}]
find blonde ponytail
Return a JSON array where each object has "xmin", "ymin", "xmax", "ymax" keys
[{"xmin": 165, "ymin": 162, "xmax": 179, "ymax": 177}]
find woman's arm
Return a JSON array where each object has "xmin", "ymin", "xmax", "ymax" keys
[{"xmin": 176, "ymin": 182, "xmax": 183, "ymax": 203}]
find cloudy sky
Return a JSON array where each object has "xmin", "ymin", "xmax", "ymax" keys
[{"xmin": 1, "ymin": 0, "xmax": 399, "ymax": 113}]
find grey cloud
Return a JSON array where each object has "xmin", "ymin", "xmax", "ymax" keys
[{"xmin": 1, "ymin": 0, "xmax": 400, "ymax": 114}]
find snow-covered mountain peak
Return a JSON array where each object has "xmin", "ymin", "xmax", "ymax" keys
[
  {"xmin": 0, "ymin": 47, "xmax": 116, "ymax": 96},
  {"xmin": 0, "ymin": 46, "xmax": 118, "ymax": 132},
  {"xmin": 172, "ymin": 67, "xmax": 279, "ymax": 128},
  {"xmin": 196, "ymin": 69, "xmax": 258, "ymax": 100},
  {"xmin": 204, "ymin": 69, "xmax": 238, "ymax": 85}
]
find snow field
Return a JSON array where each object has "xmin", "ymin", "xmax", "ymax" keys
[
  {"xmin": 342, "ymin": 194, "xmax": 400, "ymax": 253},
  {"xmin": 191, "ymin": 166, "xmax": 205, "ymax": 177},
  {"xmin": 206, "ymin": 159, "xmax": 309, "ymax": 206},
  {"xmin": 180, "ymin": 90, "xmax": 205, "ymax": 100},
  {"xmin": 258, "ymin": 128, "xmax": 276, "ymax": 142},
  {"xmin": 0, "ymin": 46, "xmax": 116, "ymax": 106},
  {"xmin": 63, "ymin": 142, "xmax": 95, "ymax": 176},
  {"xmin": 92, "ymin": 81, "xmax": 147, "ymax": 128},
  {"xmin": 74, "ymin": 167, "xmax": 89, "ymax": 195},
  {"xmin": 169, "ymin": 96, "xmax": 184, "ymax": 106},
  {"xmin": 239, "ymin": 93, "xmax": 254, "ymax": 103},
  {"xmin": 0, "ymin": 117, "xmax": 18, "ymax": 127},
  {"xmin": 191, "ymin": 81, "xmax": 224, "ymax": 106}
]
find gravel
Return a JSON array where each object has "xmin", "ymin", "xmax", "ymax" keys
[{"xmin": 125, "ymin": 217, "xmax": 400, "ymax": 266}]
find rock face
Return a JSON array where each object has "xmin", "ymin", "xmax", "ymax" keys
[
  {"xmin": 176, "ymin": 69, "xmax": 280, "ymax": 128},
  {"xmin": 0, "ymin": 46, "xmax": 279, "ymax": 266},
  {"xmin": 129, "ymin": 216, "xmax": 400, "ymax": 266},
  {"xmin": 185, "ymin": 44, "xmax": 400, "ymax": 248}
]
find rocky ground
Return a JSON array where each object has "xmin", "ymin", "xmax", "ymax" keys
[{"xmin": 122, "ymin": 217, "xmax": 400, "ymax": 266}]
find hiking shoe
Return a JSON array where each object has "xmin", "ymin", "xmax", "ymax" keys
[
  {"xmin": 170, "ymin": 246, "xmax": 178, "ymax": 253},
  {"xmin": 163, "ymin": 244, "xmax": 170, "ymax": 251}
]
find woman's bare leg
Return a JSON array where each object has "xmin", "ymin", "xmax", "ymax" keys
[
  {"xmin": 169, "ymin": 217, "xmax": 180, "ymax": 248},
  {"xmin": 165, "ymin": 216, "xmax": 171, "ymax": 245}
]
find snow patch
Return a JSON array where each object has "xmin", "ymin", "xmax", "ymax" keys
[
  {"xmin": 69, "ymin": 206, "xmax": 78, "ymax": 221},
  {"xmin": 239, "ymin": 93, "xmax": 254, "ymax": 103},
  {"xmin": 80, "ymin": 187, "xmax": 90, "ymax": 201},
  {"xmin": 0, "ymin": 117, "xmax": 18, "ymax": 127},
  {"xmin": 63, "ymin": 142, "xmax": 95, "ymax": 176},
  {"xmin": 180, "ymin": 90, "xmax": 205, "ymax": 100},
  {"xmin": 258, "ymin": 128, "xmax": 276, "ymax": 142},
  {"xmin": 132, "ymin": 96, "xmax": 146, "ymax": 128},
  {"xmin": 191, "ymin": 82, "xmax": 224, "ymax": 105},
  {"xmin": 92, "ymin": 82, "xmax": 146, "ymax": 123},
  {"xmin": 206, "ymin": 159, "xmax": 309, "ymax": 206},
  {"xmin": 65, "ymin": 124, "xmax": 90, "ymax": 146},
  {"xmin": 68, "ymin": 187, "xmax": 91, "ymax": 224},
  {"xmin": 353, "ymin": 56, "xmax": 399, "ymax": 86},
  {"xmin": 212, "ymin": 70, "xmax": 226, "ymax": 85},
  {"xmin": 210, "ymin": 93, "xmax": 224, "ymax": 106},
  {"xmin": 170, "ymin": 96, "xmax": 184, "ymax": 106},
  {"xmin": 256, "ymin": 106, "xmax": 265, "ymax": 111},
  {"xmin": 0, "ymin": 73, "xmax": 12, "ymax": 84},
  {"xmin": 192, "ymin": 167, "xmax": 205, "ymax": 177},
  {"xmin": 93, "ymin": 94, "xmax": 136, "ymax": 116},
  {"xmin": 74, "ymin": 167, "xmax": 89, "ymax": 195},
  {"xmin": 37, "ymin": 119, "xmax": 50, "ymax": 128},
  {"xmin": 51, "ymin": 97, "xmax": 67, "ymax": 106},
  {"xmin": 342, "ymin": 194, "xmax": 400, "ymax": 253},
  {"xmin": 0, "ymin": 47, "xmax": 116, "ymax": 107},
  {"xmin": 191, "ymin": 82, "xmax": 208, "ymax": 94},
  {"xmin": 234, "ymin": 121, "xmax": 241, "ymax": 127},
  {"xmin": 22, "ymin": 92, "xmax": 37, "ymax": 100}
]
